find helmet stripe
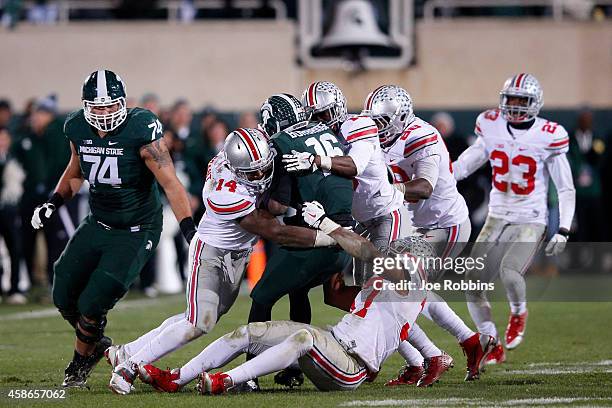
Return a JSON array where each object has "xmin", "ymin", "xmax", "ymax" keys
[
  {"xmin": 515, "ymin": 73, "xmax": 525, "ymax": 88},
  {"xmin": 307, "ymin": 82, "xmax": 317, "ymax": 106},
  {"xmin": 236, "ymin": 128, "xmax": 261, "ymax": 161},
  {"xmin": 365, "ymin": 85, "xmax": 385, "ymax": 110},
  {"xmin": 96, "ymin": 70, "xmax": 108, "ymax": 99}
]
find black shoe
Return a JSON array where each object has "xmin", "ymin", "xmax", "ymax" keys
[
  {"xmin": 61, "ymin": 336, "xmax": 113, "ymax": 389},
  {"xmin": 274, "ymin": 368, "xmax": 304, "ymax": 389},
  {"xmin": 62, "ymin": 359, "xmax": 89, "ymax": 389},
  {"xmin": 228, "ymin": 378, "xmax": 260, "ymax": 393}
]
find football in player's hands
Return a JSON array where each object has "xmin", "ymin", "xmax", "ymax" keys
[
  {"xmin": 31, "ymin": 202, "xmax": 56, "ymax": 229},
  {"xmin": 282, "ymin": 150, "xmax": 316, "ymax": 173},
  {"xmin": 302, "ymin": 201, "xmax": 326, "ymax": 228},
  {"xmin": 545, "ymin": 233, "xmax": 567, "ymax": 256}
]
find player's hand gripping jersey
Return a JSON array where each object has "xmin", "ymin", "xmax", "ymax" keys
[
  {"xmin": 454, "ymin": 109, "xmax": 572, "ymax": 226},
  {"xmin": 198, "ymin": 152, "xmax": 260, "ymax": 251},
  {"xmin": 64, "ymin": 107, "xmax": 164, "ymax": 230},
  {"xmin": 339, "ymin": 116, "xmax": 404, "ymax": 223},
  {"xmin": 331, "ymin": 275, "xmax": 426, "ymax": 373},
  {"xmin": 383, "ymin": 117, "xmax": 468, "ymax": 228},
  {"xmin": 271, "ymin": 122, "xmax": 353, "ymax": 226}
]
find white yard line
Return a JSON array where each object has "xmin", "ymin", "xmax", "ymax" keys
[
  {"xmin": 0, "ymin": 295, "xmax": 182, "ymax": 322},
  {"xmin": 527, "ymin": 360, "xmax": 612, "ymax": 367},
  {"xmin": 505, "ymin": 367, "xmax": 612, "ymax": 375},
  {"xmin": 341, "ymin": 397, "xmax": 612, "ymax": 408}
]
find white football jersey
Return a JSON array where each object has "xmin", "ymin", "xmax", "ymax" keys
[
  {"xmin": 383, "ymin": 117, "xmax": 469, "ymax": 229},
  {"xmin": 197, "ymin": 152, "xmax": 259, "ymax": 250},
  {"xmin": 460, "ymin": 109, "xmax": 570, "ymax": 226},
  {"xmin": 331, "ymin": 276, "xmax": 425, "ymax": 373},
  {"xmin": 339, "ymin": 116, "xmax": 404, "ymax": 223}
]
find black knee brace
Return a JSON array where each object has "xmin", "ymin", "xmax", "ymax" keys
[
  {"xmin": 59, "ymin": 309, "xmax": 79, "ymax": 329},
  {"xmin": 76, "ymin": 315, "xmax": 107, "ymax": 344}
]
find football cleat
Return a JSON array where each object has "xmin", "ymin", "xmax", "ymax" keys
[
  {"xmin": 198, "ymin": 372, "xmax": 230, "ymax": 395},
  {"xmin": 229, "ymin": 379, "xmax": 260, "ymax": 393},
  {"xmin": 138, "ymin": 364, "xmax": 181, "ymax": 393},
  {"xmin": 274, "ymin": 368, "xmax": 304, "ymax": 388},
  {"xmin": 416, "ymin": 352, "xmax": 454, "ymax": 387},
  {"xmin": 109, "ymin": 364, "xmax": 137, "ymax": 395},
  {"xmin": 461, "ymin": 333, "xmax": 496, "ymax": 381},
  {"xmin": 105, "ymin": 344, "xmax": 129, "ymax": 369},
  {"xmin": 62, "ymin": 359, "xmax": 89, "ymax": 389},
  {"xmin": 485, "ymin": 341, "xmax": 507, "ymax": 365},
  {"xmin": 385, "ymin": 365, "xmax": 424, "ymax": 386},
  {"xmin": 505, "ymin": 311, "xmax": 528, "ymax": 349}
]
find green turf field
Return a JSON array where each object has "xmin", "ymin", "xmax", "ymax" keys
[{"xmin": 1, "ymin": 290, "xmax": 612, "ymax": 407}]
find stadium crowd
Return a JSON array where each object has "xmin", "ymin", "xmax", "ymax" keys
[{"xmin": 0, "ymin": 93, "xmax": 610, "ymax": 305}]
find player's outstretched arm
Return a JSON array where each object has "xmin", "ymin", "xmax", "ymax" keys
[
  {"xmin": 31, "ymin": 143, "xmax": 83, "ymax": 229},
  {"xmin": 140, "ymin": 138, "xmax": 196, "ymax": 242},
  {"xmin": 452, "ymin": 136, "xmax": 488, "ymax": 181},
  {"xmin": 302, "ymin": 201, "xmax": 382, "ymax": 263},
  {"xmin": 544, "ymin": 153, "xmax": 576, "ymax": 256},
  {"xmin": 239, "ymin": 208, "xmax": 335, "ymax": 248}
]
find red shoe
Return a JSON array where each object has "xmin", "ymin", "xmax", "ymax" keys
[
  {"xmin": 199, "ymin": 372, "xmax": 230, "ymax": 395},
  {"xmin": 460, "ymin": 333, "xmax": 496, "ymax": 381},
  {"xmin": 138, "ymin": 364, "xmax": 180, "ymax": 393},
  {"xmin": 385, "ymin": 365, "xmax": 424, "ymax": 386},
  {"xmin": 416, "ymin": 352, "xmax": 454, "ymax": 387},
  {"xmin": 505, "ymin": 311, "xmax": 528, "ymax": 349},
  {"xmin": 485, "ymin": 342, "xmax": 506, "ymax": 365}
]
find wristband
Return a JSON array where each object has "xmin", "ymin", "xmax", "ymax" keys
[
  {"xmin": 319, "ymin": 156, "xmax": 332, "ymax": 171},
  {"xmin": 179, "ymin": 217, "xmax": 197, "ymax": 243},
  {"xmin": 48, "ymin": 192, "xmax": 65, "ymax": 209},
  {"xmin": 313, "ymin": 231, "xmax": 337, "ymax": 247},
  {"xmin": 558, "ymin": 228, "xmax": 570, "ymax": 238},
  {"xmin": 318, "ymin": 217, "xmax": 341, "ymax": 235}
]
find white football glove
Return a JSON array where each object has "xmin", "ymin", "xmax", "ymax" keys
[
  {"xmin": 302, "ymin": 201, "xmax": 340, "ymax": 234},
  {"xmin": 545, "ymin": 233, "xmax": 567, "ymax": 256},
  {"xmin": 31, "ymin": 203, "xmax": 56, "ymax": 230},
  {"xmin": 282, "ymin": 150, "xmax": 316, "ymax": 173}
]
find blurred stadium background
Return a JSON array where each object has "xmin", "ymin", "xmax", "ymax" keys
[{"xmin": 0, "ymin": 0, "xmax": 611, "ymax": 304}]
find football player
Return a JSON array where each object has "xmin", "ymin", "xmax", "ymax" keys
[
  {"xmin": 107, "ymin": 128, "xmax": 340, "ymax": 394},
  {"xmin": 286, "ymin": 81, "xmax": 456, "ymax": 387},
  {"xmin": 138, "ymin": 210, "xmax": 433, "ymax": 394},
  {"xmin": 365, "ymin": 85, "xmax": 496, "ymax": 383},
  {"xmin": 30, "ymin": 70, "xmax": 197, "ymax": 388},
  {"xmin": 453, "ymin": 73, "xmax": 575, "ymax": 363}
]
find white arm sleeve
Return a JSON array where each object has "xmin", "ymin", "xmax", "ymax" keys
[
  {"xmin": 413, "ymin": 154, "xmax": 440, "ymax": 190},
  {"xmin": 453, "ymin": 137, "xmax": 488, "ymax": 181},
  {"xmin": 546, "ymin": 153, "xmax": 576, "ymax": 231},
  {"xmin": 347, "ymin": 140, "xmax": 375, "ymax": 176}
]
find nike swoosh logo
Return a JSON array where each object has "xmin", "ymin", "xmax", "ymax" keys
[{"xmin": 109, "ymin": 141, "xmax": 119, "ymax": 146}]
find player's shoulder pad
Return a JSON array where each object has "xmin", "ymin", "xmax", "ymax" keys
[
  {"xmin": 340, "ymin": 115, "xmax": 378, "ymax": 144},
  {"xmin": 540, "ymin": 118, "xmax": 569, "ymax": 153},
  {"xmin": 63, "ymin": 109, "xmax": 85, "ymax": 137},
  {"xmin": 205, "ymin": 187, "xmax": 255, "ymax": 220},
  {"xmin": 400, "ymin": 119, "xmax": 440, "ymax": 159},
  {"xmin": 128, "ymin": 107, "xmax": 163, "ymax": 145}
]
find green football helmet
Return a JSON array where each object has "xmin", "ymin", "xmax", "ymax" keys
[
  {"xmin": 259, "ymin": 93, "xmax": 309, "ymax": 137},
  {"xmin": 82, "ymin": 69, "xmax": 127, "ymax": 132}
]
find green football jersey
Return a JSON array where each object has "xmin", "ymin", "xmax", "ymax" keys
[
  {"xmin": 271, "ymin": 122, "xmax": 353, "ymax": 224},
  {"xmin": 64, "ymin": 108, "xmax": 164, "ymax": 230}
]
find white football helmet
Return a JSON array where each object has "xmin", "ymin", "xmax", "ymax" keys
[
  {"xmin": 224, "ymin": 128, "xmax": 275, "ymax": 193},
  {"xmin": 363, "ymin": 85, "xmax": 415, "ymax": 148},
  {"xmin": 499, "ymin": 73, "xmax": 543, "ymax": 123},
  {"xmin": 301, "ymin": 81, "xmax": 348, "ymax": 130}
]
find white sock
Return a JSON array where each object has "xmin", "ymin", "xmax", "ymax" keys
[
  {"xmin": 123, "ymin": 313, "xmax": 184, "ymax": 356},
  {"xmin": 466, "ymin": 298, "xmax": 498, "ymax": 338},
  {"xmin": 128, "ymin": 318, "xmax": 203, "ymax": 366},
  {"xmin": 510, "ymin": 301, "xmax": 527, "ymax": 315},
  {"xmin": 178, "ymin": 325, "xmax": 251, "ymax": 386},
  {"xmin": 408, "ymin": 323, "xmax": 441, "ymax": 358},
  {"xmin": 226, "ymin": 330, "xmax": 313, "ymax": 386},
  {"xmin": 398, "ymin": 340, "xmax": 424, "ymax": 367},
  {"xmin": 423, "ymin": 293, "xmax": 475, "ymax": 343}
]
